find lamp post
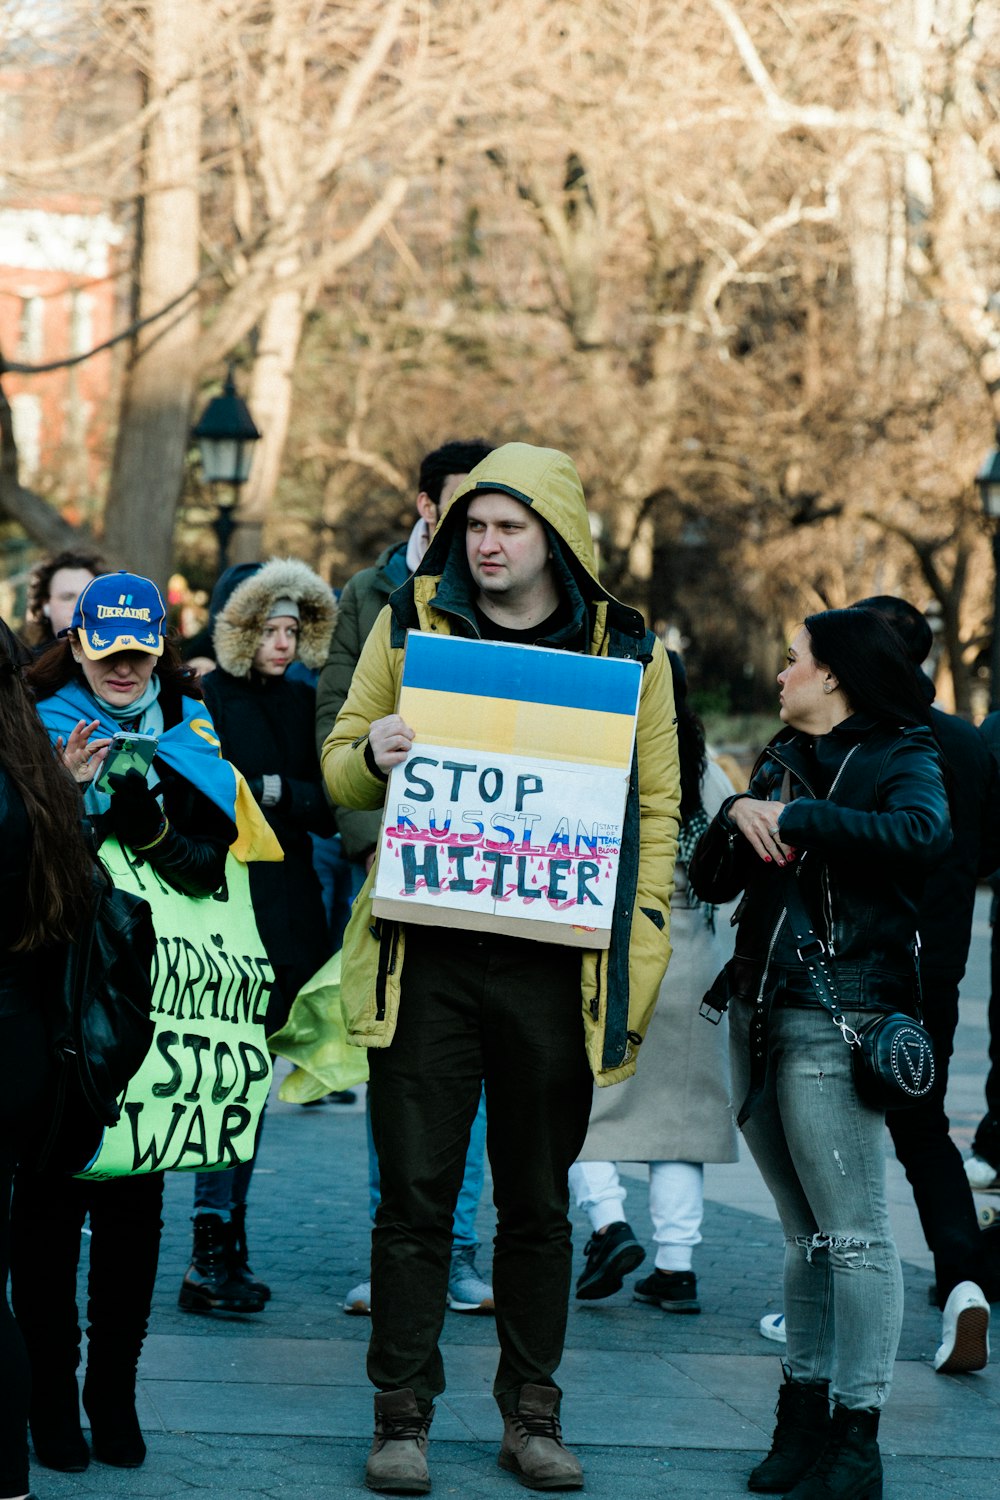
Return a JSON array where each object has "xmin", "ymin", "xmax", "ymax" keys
[
  {"xmin": 976, "ymin": 429, "xmax": 1000, "ymax": 712},
  {"xmin": 192, "ymin": 367, "xmax": 262, "ymax": 575}
]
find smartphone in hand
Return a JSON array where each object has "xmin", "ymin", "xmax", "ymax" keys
[{"xmin": 95, "ymin": 731, "xmax": 160, "ymax": 794}]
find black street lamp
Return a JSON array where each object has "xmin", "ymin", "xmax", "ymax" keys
[
  {"xmin": 192, "ymin": 367, "xmax": 262, "ymax": 575},
  {"xmin": 976, "ymin": 429, "xmax": 1000, "ymax": 712}
]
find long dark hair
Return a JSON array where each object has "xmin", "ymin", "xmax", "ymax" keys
[
  {"xmin": 667, "ymin": 650, "xmax": 708, "ymax": 824},
  {"xmin": 804, "ymin": 608, "xmax": 933, "ymax": 728},
  {"xmin": 0, "ymin": 619, "xmax": 93, "ymax": 949},
  {"xmin": 26, "ymin": 635, "xmax": 203, "ymax": 709}
]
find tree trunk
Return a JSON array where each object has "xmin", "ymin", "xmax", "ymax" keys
[
  {"xmin": 229, "ymin": 271, "xmax": 305, "ymax": 567},
  {"xmin": 101, "ymin": 0, "xmax": 201, "ymax": 587}
]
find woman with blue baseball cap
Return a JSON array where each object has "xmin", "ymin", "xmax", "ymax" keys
[{"xmin": 10, "ymin": 571, "xmax": 259, "ymax": 1479}]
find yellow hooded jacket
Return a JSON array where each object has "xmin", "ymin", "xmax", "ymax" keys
[{"xmin": 322, "ymin": 443, "xmax": 680, "ymax": 1085}]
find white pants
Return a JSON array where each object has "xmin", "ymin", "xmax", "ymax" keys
[{"xmin": 568, "ymin": 1159, "xmax": 704, "ymax": 1272}]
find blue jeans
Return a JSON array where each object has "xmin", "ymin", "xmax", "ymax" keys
[
  {"xmin": 366, "ymin": 1083, "xmax": 487, "ymax": 1249},
  {"xmin": 730, "ymin": 998, "xmax": 903, "ymax": 1410},
  {"xmin": 193, "ymin": 1107, "xmax": 266, "ymax": 1219}
]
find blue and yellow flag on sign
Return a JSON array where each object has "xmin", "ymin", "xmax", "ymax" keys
[
  {"xmin": 398, "ymin": 632, "xmax": 639, "ymax": 769},
  {"xmin": 37, "ymin": 681, "xmax": 282, "ymax": 864}
]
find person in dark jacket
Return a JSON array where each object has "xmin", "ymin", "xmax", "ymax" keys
[
  {"xmin": 13, "ymin": 574, "xmax": 236, "ymax": 1477},
  {"xmin": 0, "ymin": 615, "xmax": 94, "ymax": 1500},
  {"xmin": 762, "ymin": 595, "xmax": 1000, "ymax": 1365},
  {"xmin": 853, "ymin": 597, "xmax": 999, "ymax": 1363},
  {"xmin": 177, "ymin": 557, "xmax": 336, "ymax": 1316},
  {"xmin": 690, "ymin": 607, "xmax": 950, "ymax": 1500},
  {"xmin": 971, "ymin": 708, "xmax": 1000, "ymax": 1193}
]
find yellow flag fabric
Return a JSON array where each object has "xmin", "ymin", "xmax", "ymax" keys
[{"xmin": 232, "ymin": 769, "xmax": 285, "ymax": 863}]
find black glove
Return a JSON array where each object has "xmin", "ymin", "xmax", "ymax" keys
[{"xmin": 107, "ymin": 769, "xmax": 166, "ymax": 850}]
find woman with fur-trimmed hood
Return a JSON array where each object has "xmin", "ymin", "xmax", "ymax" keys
[
  {"xmin": 179, "ymin": 558, "xmax": 337, "ymax": 1317},
  {"xmin": 201, "ymin": 557, "xmax": 337, "ymax": 1028}
]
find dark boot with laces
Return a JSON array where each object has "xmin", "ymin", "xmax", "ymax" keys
[
  {"xmin": 783, "ymin": 1403, "xmax": 882, "ymax": 1500},
  {"xmin": 178, "ymin": 1214, "xmax": 266, "ymax": 1315},
  {"xmin": 748, "ymin": 1369, "xmax": 831, "ymax": 1492},
  {"xmin": 498, "ymin": 1383, "xmax": 583, "ymax": 1490},
  {"xmin": 365, "ymin": 1388, "xmax": 433, "ymax": 1494}
]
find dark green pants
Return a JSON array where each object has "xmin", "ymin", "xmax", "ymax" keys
[{"xmin": 367, "ymin": 925, "xmax": 593, "ymax": 1412}]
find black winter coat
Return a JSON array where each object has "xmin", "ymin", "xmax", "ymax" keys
[
  {"xmin": 201, "ymin": 668, "xmax": 332, "ymax": 1008},
  {"xmin": 690, "ymin": 715, "xmax": 951, "ymax": 1006},
  {"xmin": 917, "ymin": 706, "xmax": 1000, "ymax": 978}
]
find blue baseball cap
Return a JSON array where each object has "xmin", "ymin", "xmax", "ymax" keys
[{"xmin": 70, "ymin": 571, "xmax": 166, "ymax": 660}]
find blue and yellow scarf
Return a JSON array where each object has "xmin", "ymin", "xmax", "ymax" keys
[{"xmin": 38, "ymin": 678, "xmax": 282, "ymax": 864}]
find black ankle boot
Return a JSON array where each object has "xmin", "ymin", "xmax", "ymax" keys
[
  {"xmin": 228, "ymin": 1203, "xmax": 271, "ymax": 1302},
  {"xmin": 783, "ymin": 1404, "xmax": 882, "ymax": 1500},
  {"xmin": 748, "ymin": 1371, "xmax": 831, "ymax": 1493},
  {"xmin": 28, "ymin": 1370, "xmax": 89, "ymax": 1473},
  {"xmin": 179, "ymin": 1213, "xmax": 265, "ymax": 1314},
  {"xmin": 82, "ymin": 1370, "xmax": 146, "ymax": 1468}
]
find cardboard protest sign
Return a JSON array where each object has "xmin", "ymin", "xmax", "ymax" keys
[
  {"xmin": 79, "ymin": 840, "xmax": 274, "ymax": 1178},
  {"xmin": 371, "ymin": 634, "xmax": 641, "ymax": 947}
]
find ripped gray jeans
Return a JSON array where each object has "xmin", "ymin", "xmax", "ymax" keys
[{"xmin": 730, "ymin": 998, "xmax": 903, "ymax": 1410}]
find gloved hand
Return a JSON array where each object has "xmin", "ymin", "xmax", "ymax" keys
[{"xmin": 107, "ymin": 769, "xmax": 166, "ymax": 849}]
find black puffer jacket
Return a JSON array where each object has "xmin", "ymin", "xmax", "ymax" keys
[{"xmin": 690, "ymin": 715, "xmax": 951, "ymax": 992}]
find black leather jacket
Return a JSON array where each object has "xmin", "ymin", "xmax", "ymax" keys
[{"xmin": 690, "ymin": 715, "xmax": 951, "ymax": 1004}]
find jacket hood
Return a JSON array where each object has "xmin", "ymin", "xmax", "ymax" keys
[
  {"xmin": 415, "ymin": 442, "xmax": 644, "ymax": 638},
  {"xmin": 421, "ymin": 442, "xmax": 597, "ymax": 580},
  {"xmin": 212, "ymin": 556, "xmax": 337, "ymax": 678}
]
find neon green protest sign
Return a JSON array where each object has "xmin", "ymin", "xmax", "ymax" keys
[{"xmin": 80, "ymin": 841, "xmax": 274, "ymax": 1178}]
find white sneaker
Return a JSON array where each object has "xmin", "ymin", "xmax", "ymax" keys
[
  {"xmin": 759, "ymin": 1311, "xmax": 786, "ymax": 1343},
  {"xmin": 933, "ymin": 1281, "xmax": 990, "ymax": 1373},
  {"xmin": 965, "ymin": 1155, "xmax": 1000, "ymax": 1191},
  {"xmin": 343, "ymin": 1278, "xmax": 371, "ymax": 1315}
]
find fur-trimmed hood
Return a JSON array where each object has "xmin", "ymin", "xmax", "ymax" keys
[{"xmin": 212, "ymin": 557, "xmax": 336, "ymax": 678}]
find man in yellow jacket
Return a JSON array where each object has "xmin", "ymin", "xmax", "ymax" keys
[{"xmin": 323, "ymin": 442, "xmax": 679, "ymax": 1494}]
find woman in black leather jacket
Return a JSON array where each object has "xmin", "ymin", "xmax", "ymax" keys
[
  {"xmin": 11, "ymin": 574, "xmax": 236, "ymax": 1480},
  {"xmin": 690, "ymin": 607, "xmax": 950, "ymax": 1500}
]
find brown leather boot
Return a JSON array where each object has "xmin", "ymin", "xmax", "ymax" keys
[
  {"xmin": 365, "ymin": 1388, "xmax": 433, "ymax": 1494},
  {"xmin": 498, "ymin": 1384, "xmax": 584, "ymax": 1491}
]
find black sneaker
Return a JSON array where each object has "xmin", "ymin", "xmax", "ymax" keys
[
  {"xmin": 633, "ymin": 1269, "xmax": 700, "ymax": 1314},
  {"xmin": 575, "ymin": 1222, "xmax": 646, "ymax": 1300}
]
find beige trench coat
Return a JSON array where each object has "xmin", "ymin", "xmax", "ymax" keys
[{"xmin": 577, "ymin": 757, "xmax": 739, "ymax": 1164}]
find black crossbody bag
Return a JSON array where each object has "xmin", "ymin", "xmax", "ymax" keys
[{"xmin": 782, "ymin": 867, "xmax": 935, "ymax": 1111}]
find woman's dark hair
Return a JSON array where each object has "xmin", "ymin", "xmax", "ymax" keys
[
  {"xmin": 0, "ymin": 618, "xmax": 93, "ymax": 949},
  {"xmin": 667, "ymin": 650, "xmax": 708, "ymax": 824},
  {"xmin": 22, "ymin": 548, "xmax": 106, "ymax": 647},
  {"xmin": 26, "ymin": 635, "xmax": 203, "ymax": 708},
  {"xmin": 803, "ymin": 608, "xmax": 933, "ymax": 728}
]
